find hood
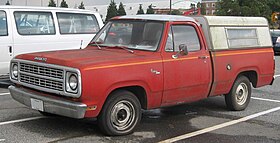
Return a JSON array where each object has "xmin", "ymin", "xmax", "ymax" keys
[{"xmin": 15, "ymin": 46, "xmax": 154, "ymax": 69}]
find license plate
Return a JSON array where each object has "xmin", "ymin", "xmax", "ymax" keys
[{"xmin": 31, "ymin": 98, "xmax": 44, "ymax": 111}]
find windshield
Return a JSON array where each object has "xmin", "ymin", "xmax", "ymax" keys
[{"xmin": 91, "ymin": 20, "xmax": 164, "ymax": 51}]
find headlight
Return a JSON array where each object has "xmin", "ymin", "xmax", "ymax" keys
[
  {"xmin": 12, "ymin": 64, "xmax": 18, "ymax": 77},
  {"xmin": 11, "ymin": 63, "xmax": 18, "ymax": 79},
  {"xmin": 66, "ymin": 72, "xmax": 79, "ymax": 94},
  {"xmin": 69, "ymin": 74, "xmax": 78, "ymax": 90}
]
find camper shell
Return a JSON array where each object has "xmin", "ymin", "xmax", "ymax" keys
[{"xmin": 193, "ymin": 16, "xmax": 272, "ymax": 50}]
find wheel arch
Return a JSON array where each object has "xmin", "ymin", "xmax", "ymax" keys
[
  {"xmin": 108, "ymin": 86, "xmax": 148, "ymax": 110},
  {"xmin": 236, "ymin": 70, "xmax": 258, "ymax": 88},
  {"xmin": 103, "ymin": 80, "xmax": 150, "ymax": 110}
]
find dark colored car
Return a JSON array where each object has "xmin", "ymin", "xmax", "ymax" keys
[{"xmin": 270, "ymin": 29, "xmax": 280, "ymax": 54}]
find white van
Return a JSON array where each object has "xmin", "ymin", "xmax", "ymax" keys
[{"xmin": 0, "ymin": 6, "xmax": 103, "ymax": 80}]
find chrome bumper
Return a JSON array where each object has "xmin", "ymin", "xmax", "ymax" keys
[{"xmin": 9, "ymin": 85, "xmax": 87, "ymax": 119}]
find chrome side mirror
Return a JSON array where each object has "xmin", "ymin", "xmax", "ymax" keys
[{"xmin": 172, "ymin": 44, "xmax": 188, "ymax": 59}]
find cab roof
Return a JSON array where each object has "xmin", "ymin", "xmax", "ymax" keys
[{"xmin": 113, "ymin": 14, "xmax": 198, "ymax": 23}]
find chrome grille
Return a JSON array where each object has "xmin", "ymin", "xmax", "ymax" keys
[
  {"xmin": 20, "ymin": 73, "xmax": 63, "ymax": 91},
  {"xmin": 11, "ymin": 59, "xmax": 81, "ymax": 98},
  {"xmin": 18, "ymin": 61, "xmax": 64, "ymax": 92},
  {"xmin": 20, "ymin": 63, "xmax": 63, "ymax": 79}
]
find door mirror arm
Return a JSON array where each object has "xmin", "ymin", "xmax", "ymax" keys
[{"xmin": 172, "ymin": 44, "xmax": 188, "ymax": 59}]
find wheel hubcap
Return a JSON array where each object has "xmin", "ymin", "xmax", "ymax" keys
[
  {"xmin": 235, "ymin": 83, "xmax": 248, "ymax": 105},
  {"xmin": 111, "ymin": 100, "xmax": 135, "ymax": 131}
]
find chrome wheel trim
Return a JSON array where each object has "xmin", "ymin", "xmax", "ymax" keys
[
  {"xmin": 110, "ymin": 100, "xmax": 136, "ymax": 131},
  {"xmin": 235, "ymin": 83, "xmax": 248, "ymax": 105}
]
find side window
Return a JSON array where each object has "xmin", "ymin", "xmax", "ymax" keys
[
  {"xmin": 165, "ymin": 25, "xmax": 200, "ymax": 52},
  {"xmin": 14, "ymin": 11, "xmax": 55, "ymax": 35},
  {"xmin": 57, "ymin": 13, "xmax": 100, "ymax": 34},
  {"xmin": 0, "ymin": 11, "xmax": 8, "ymax": 36},
  {"xmin": 172, "ymin": 25, "xmax": 200, "ymax": 52},
  {"xmin": 226, "ymin": 28, "xmax": 259, "ymax": 48}
]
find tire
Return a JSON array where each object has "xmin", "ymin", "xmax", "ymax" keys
[
  {"xmin": 225, "ymin": 76, "xmax": 251, "ymax": 111},
  {"xmin": 98, "ymin": 90, "xmax": 142, "ymax": 136}
]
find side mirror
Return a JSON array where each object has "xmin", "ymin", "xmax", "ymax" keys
[{"xmin": 172, "ymin": 44, "xmax": 188, "ymax": 59}]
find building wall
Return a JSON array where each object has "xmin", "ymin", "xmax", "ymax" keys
[{"xmin": 202, "ymin": 0, "xmax": 217, "ymax": 15}]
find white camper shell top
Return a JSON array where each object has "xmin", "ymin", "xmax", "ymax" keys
[
  {"xmin": 204, "ymin": 16, "xmax": 269, "ymax": 26},
  {"xmin": 192, "ymin": 16, "xmax": 272, "ymax": 50}
]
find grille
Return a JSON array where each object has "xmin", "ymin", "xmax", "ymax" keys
[
  {"xmin": 20, "ymin": 63, "xmax": 63, "ymax": 79},
  {"xmin": 18, "ymin": 62, "xmax": 64, "ymax": 92},
  {"xmin": 20, "ymin": 73, "xmax": 63, "ymax": 91}
]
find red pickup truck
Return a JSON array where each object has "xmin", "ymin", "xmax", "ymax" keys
[{"xmin": 9, "ymin": 15, "xmax": 274, "ymax": 135}]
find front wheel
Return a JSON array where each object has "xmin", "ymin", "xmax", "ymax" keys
[
  {"xmin": 98, "ymin": 90, "xmax": 142, "ymax": 136},
  {"xmin": 225, "ymin": 76, "xmax": 251, "ymax": 111}
]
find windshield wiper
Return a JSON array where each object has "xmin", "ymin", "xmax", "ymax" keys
[
  {"xmin": 89, "ymin": 42, "xmax": 102, "ymax": 50},
  {"xmin": 107, "ymin": 45, "xmax": 134, "ymax": 54}
]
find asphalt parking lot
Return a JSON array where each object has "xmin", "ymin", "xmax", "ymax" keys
[{"xmin": 0, "ymin": 56, "xmax": 280, "ymax": 143}]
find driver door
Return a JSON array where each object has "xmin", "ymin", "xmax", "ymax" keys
[{"xmin": 161, "ymin": 22, "xmax": 212, "ymax": 106}]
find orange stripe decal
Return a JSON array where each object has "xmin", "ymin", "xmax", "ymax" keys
[
  {"xmin": 213, "ymin": 49, "xmax": 272, "ymax": 57},
  {"xmin": 85, "ymin": 60, "xmax": 162, "ymax": 70},
  {"xmin": 84, "ymin": 56, "xmax": 199, "ymax": 70},
  {"xmin": 84, "ymin": 49, "xmax": 270, "ymax": 71}
]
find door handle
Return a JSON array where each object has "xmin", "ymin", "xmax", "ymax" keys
[
  {"xmin": 8, "ymin": 46, "xmax": 12, "ymax": 53},
  {"xmin": 151, "ymin": 69, "xmax": 160, "ymax": 75},
  {"xmin": 198, "ymin": 56, "xmax": 208, "ymax": 59}
]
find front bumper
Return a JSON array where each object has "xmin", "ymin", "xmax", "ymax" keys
[{"xmin": 9, "ymin": 85, "xmax": 87, "ymax": 119}]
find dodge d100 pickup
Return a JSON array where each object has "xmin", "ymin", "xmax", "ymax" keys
[{"xmin": 9, "ymin": 15, "xmax": 274, "ymax": 136}]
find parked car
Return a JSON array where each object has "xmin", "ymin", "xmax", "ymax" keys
[
  {"xmin": 270, "ymin": 29, "xmax": 280, "ymax": 54},
  {"xmin": 0, "ymin": 6, "xmax": 103, "ymax": 80},
  {"xmin": 9, "ymin": 15, "xmax": 274, "ymax": 135}
]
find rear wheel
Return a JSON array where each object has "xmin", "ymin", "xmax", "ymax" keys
[
  {"xmin": 98, "ymin": 90, "xmax": 142, "ymax": 136},
  {"xmin": 225, "ymin": 76, "xmax": 251, "ymax": 111}
]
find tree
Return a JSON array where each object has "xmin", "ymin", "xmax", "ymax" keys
[
  {"xmin": 48, "ymin": 0, "xmax": 56, "ymax": 7},
  {"xmin": 171, "ymin": 10, "xmax": 182, "ymax": 15},
  {"xmin": 78, "ymin": 1, "xmax": 85, "ymax": 9},
  {"xmin": 5, "ymin": 1, "xmax": 10, "ymax": 5},
  {"xmin": 137, "ymin": 4, "xmax": 145, "ymax": 14},
  {"xmin": 197, "ymin": 2, "xmax": 206, "ymax": 15},
  {"xmin": 117, "ymin": 2, "xmax": 126, "ymax": 16},
  {"xmin": 197, "ymin": 2, "xmax": 201, "ymax": 8},
  {"xmin": 268, "ymin": 0, "xmax": 280, "ymax": 13},
  {"xmin": 215, "ymin": 0, "xmax": 241, "ymax": 16},
  {"xmin": 198, "ymin": 2, "xmax": 206, "ymax": 15},
  {"xmin": 105, "ymin": 0, "xmax": 118, "ymax": 22},
  {"xmin": 60, "ymin": 0, "xmax": 68, "ymax": 8},
  {"xmin": 190, "ymin": 3, "xmax": 196, "ymax": 10},
  {"xmin": 146, "ymin": 4, "xmax": 155, "ymax": 14},
  {"xmin": 216, "ymin": 0, "xmax": 273, "ymax": 23}
]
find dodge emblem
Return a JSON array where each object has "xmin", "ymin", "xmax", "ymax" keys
[{"xmin": 34, "ymin": 57, "xmax": 47, "ymax": 62}]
